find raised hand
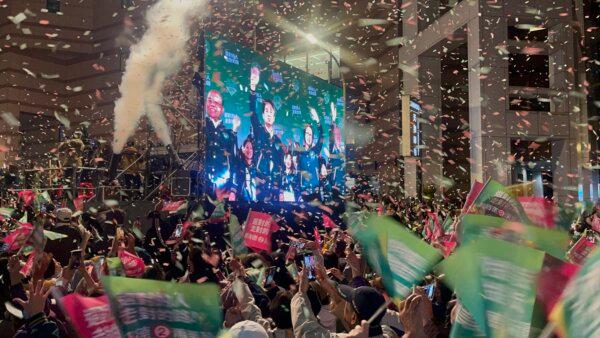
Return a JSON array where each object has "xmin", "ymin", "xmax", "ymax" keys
[
  {"xmin": 346, "ymin": 320, "xmax": 369, "ymax": 338},
  {"xmin": 250, "ymin": 66, "xmax": 260, "ymax": 92},
  {"xmin": 232, "ymin": 115, "xmax": 241, "ymax": 132},
  {"xmin": 309, "ymin": 107, "xmax": 320, "ymax": 124},
  {"xmin": 398, "ymin": 289, "xmax": 430, "ymax": 338},
  {"xmin": 330, "ymin": 102, "xmax": 337, "ymax": 122},
  {"xmin": 13, "ymin": 280, "xmax": 51, "ymax": 318},
  {"xmin": 298, "ymin": 268, "xmax": 309, "ymax": 293},
  {"xmin": 8, "ymin": 255, "xmax": 23, "ymax": 286}
]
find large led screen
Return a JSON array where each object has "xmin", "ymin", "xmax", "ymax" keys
[{"xmin": 203, "ymin": 35, "xmax": 345, "ymax": 203}]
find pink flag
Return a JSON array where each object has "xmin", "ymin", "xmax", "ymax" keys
[
  {"xmin": 78, "ymin": 182, "xmax": 95, "ymax": 200},
  {"xmin": 518, "ymin": 196, "xmax": 556, "ymax": 228},
  {"xmin": 314, "ymin": 227, "xmax": 322, "ymax": 244},
  {"xmin": 426, "ymin": 212, "xmax": 444, "ymax": 242},
  {"xmin": 20, "ymin": 252, "xmax": 36, "ymax": 276},
  {"xmin": 322, "ymin": 214, "xmax": 337, "ymax": 229},
  {"xmin": 3, "ymin": 223, "xmax": 33, "ymax": 251},
  {"xmin": 244, "ymin": 211, "xmax": 275, "ymax": 252},
  {"xmin": 568, "ymin": 235, "xmax": 597, "ymax": 265},
  {"xmin": 59, "ymin": 294, "xmax": 119, "ymax": 338},
  {"xmin": 162, "ymin": 200, "xmax": 185, "ymax": 212},
  {"xmin": 591, "ymin": 215, "xmax": 600, "ymax": 233},
  {"xmin": 440, "ymin": 241, "xmax": 456, "ymax": 257},
  {"xmin": 17, "ymin": 190, "xmax": 36, "ymax": 207},
  {"xmin": 118, "ymin": 249, "xmax": 145, "ymax": 277},
  {"xmin": 461, "ymin": 181, "xmax": 484, "ymax": 214},
  {"xmin": 73, "ymin": 196, "xmax": 85, "ymax": 212},
  {"xmin": 537, "ymin": 259, "xmax": 579, "ymax": 316}
]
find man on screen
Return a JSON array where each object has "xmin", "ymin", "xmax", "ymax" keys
[
  {"xmin": 249, "ymin": 67, "xmax": 285, "ymax": 201},
  {"xmin": 205, "ymin": 89, "xmax": 240, "ymax": 200},
  {"xmin": 296, "ymin": 107, "xmax": 324, "ymax": 200},
  {"xmin": 328, "ymin": 102, "xmax": 345, "ymax": 193}
]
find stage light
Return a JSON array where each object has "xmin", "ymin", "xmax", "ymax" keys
[{"xmin": 305, "ymin": 33, "xmax": 318, "ymax": 45}]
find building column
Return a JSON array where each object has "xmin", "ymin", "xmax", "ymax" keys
[
  {"xmin": 418, "ymin": 55, "xmax": 444, "ymax": 193},
  {"xmin": 0, "ymin": 103, "xmax": 21, "ymax": 167},
  {"xmin": 467, "ymin": 13, "xmax": 510, "ymax": 185},
  {"xmin": 549, "ymin": 21, "xmax": 590, "ymax": 202}
]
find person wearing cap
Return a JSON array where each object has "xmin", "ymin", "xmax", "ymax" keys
[
  {"xmin": 291, "ymin": 268, "xmax": 399, "ymax": 337},
  {"xmin": 44, "ymin": 207, "xmax": 90, "ymax": 266},
  {"xmin": 229, "ymin": 320, "xmax": 269, "ymax": 338}
]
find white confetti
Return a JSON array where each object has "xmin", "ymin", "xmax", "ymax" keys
[
  {"xmin": 22, "ymin": 68, "xmax": 36, "ymax": 77},
  {"xmin": 54, "ymin": 111, "xmax": 71, "ymax": 129},
  {"xmin": 1, "ymin": 112, "xmax": 20, "ymax": 127},
  {"xmin": 8, "ymin": 13, "xmax": 27, "ymax": 25}
]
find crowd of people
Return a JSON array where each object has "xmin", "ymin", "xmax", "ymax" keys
[
  {"xmin": 0, "ymin": 159, "xmax": 598, "ymax": 337},
  {"xmin": 0, "ymin": 186, "xmax": 436, "ymax": 337}
]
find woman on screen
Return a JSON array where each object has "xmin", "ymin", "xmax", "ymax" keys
[
  {"xmin": 318, "ymin": 157, "xmax": 332, "ymax": 201},
  {"xmin": 296, "ymin": 107, "xmax": 323, "ymax": 200},
  {"xmin": 280, "ymin": 151, "xmax": 299, "ymax": 202},
  {"xmin": 234, "ymin": 137, "xmax": 259, "ymax": 202}
]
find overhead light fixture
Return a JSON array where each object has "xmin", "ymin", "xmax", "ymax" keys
[{"xmin": 305, "ymin": 33, "xmax": 318, "ymax": 45}]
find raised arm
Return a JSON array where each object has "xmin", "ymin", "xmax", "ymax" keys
[{"xmin": 313, "ymin": 121, "xmax": 324, "ymax": 154}]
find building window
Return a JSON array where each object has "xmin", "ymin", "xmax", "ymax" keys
[
  {"xmin": 509, "ymin": 53, "xmax": 549, "ymax": 87},
  {"xmin": 47, "ymin": 0, "xmax": 60, "ymax": 13},
  {"xmin": 509, "ymin": 95, "xmax": 550, "ymax": 112},
  {"xmin": 508, "ymin": 26, "xmax": 548, "ymax": 42}
]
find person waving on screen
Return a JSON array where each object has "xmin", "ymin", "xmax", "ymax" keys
[
  {"xmin": 296, "ymin": 107, "xmax": 324, "ymax": 201},
  {"xmin": 205, "ymin": 89, "xmax": 239, "ymax": 200},
  {"xmin": 249, "ymin": 66, "xmax": 285, "ymax": 202}
]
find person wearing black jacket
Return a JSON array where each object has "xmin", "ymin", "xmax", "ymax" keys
[
  {"xmin": 328, "ymin": 102, "xmax": 345, "ymax": 193},
  {"xmin": 296, "ymin": 107, "xmax": 324, "ymax": 200},
  {"xmin": 249, "ymin": 66, "xmax": 285, "ymax": 202},
  {"xmin": 233, "ymin": 137, "xmax": 259, "ymax": 202},
  {"xmin": 205, "ymin": 90, "xmax": 240, "ymax": 200}
]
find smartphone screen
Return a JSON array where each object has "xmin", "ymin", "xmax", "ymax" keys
[
  {"xmin": 425, "ymin": 284, "xmax": 435, "ymax": 300},
  {"xmin": 303, "ymin": 254, "xmax": 316, "ymax": 281},
  {"xmin": 70, "ymin": 249, "xmax": 82, "ymax": 269},
  {"xmin": 174, "ymin": 222, "xmax": 183, "ymax": 237},
  {"xmin": 292, "ymin": 241, "xmax": 305, "ymax": 249},
  {"xmin": 264, "ymin": 267, "xmax": 276, "ymax": 286}
]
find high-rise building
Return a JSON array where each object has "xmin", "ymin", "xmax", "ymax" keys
[
  {"xmin": 0, "ymin": 0, "xmax": 138, "ymax": 166},
  {"xmin": 392, "ymin": 0, "xmax": 596, "ymax": 202}
]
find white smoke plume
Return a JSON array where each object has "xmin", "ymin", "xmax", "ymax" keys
[{"xmin": 112, "ymin": 0, "xmax": 207, "ymax": 153}]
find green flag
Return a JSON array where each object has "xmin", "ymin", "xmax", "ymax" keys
[
  {"xmin": 458, "ymin": 214, "xmax": 570, "ymax": 259},
  {"xmin": 468, "ymin": 179, "xmax": 530, "ymax": 223},
  {"xmin": 189, "ymin": 204, "xmax": 205, "ymax": 222},
  {"xmin": 43, "ymin": 230, "xmax": 68, "ymax": 241},
  {"xmin": 102, "ymin": 276, "xmax": 222, "ymax": 337},
  {"xmin": 356, "ymin": 215, "xmax": 442, "ymax": 300},
  {"xmin": 228, "ymin": 213, "xmax": 246, "ymax": 256},
  {"xmin": 0, "ymin": 207, "xmax": 14, "ymax": 218},
  {"xmin": 450, "ymin": 305, "xmax": 486, "ymax": 337},
  {"xmin": 106, "ymin": 257, "xmax": 124, "ymax": 276},
  {"xmin": 437, "ymin": 237, "xmax": 544, "ymax": 338},
  {"xmin": 550, "ymin": 247, "xmax": 600, "ymax": 338}
]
